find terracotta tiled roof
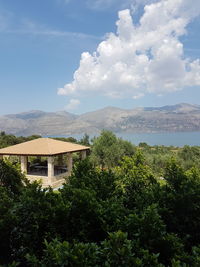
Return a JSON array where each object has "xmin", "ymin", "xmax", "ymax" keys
[{"xmin": 0, "ymin": 138, "xmax": 90, "ymax": 156}]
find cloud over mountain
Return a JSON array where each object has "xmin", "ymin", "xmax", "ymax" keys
[
  {"xmin": 65, "ymin": 99, "xmax": 80, "ymax": 111},
  {"xmin": 58, "ymin": 0, "xmax": 200, "ymax": 101}
]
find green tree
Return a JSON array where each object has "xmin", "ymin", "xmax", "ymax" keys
[
  {"xmin": 161, "ymin": 159, "xmax": 200, "ymax": 248},
  {"xmin": 60, "ymin": 186, "xmax": 105, "ymax": 242},
  {"xmin": 115, "ymin": 152, "xmax": 158, "ymax": 209},
  {"xmin": 0, "ymin": 186, "xmax": 16, "ymax": 264},
  {"xmin": 26, "ymin": 232, "xmax": 164, "ymax": 266},
  {"xmin": 69, "ymin": 158, "xmax": 117, "ymax": 200},
  {"xmin": 79, "ymin": 133, "xmax": 90, "ymax": 146},
  {"xmin": 0, "ymin": 159, "xmax": 25, "ymax": 195},
  {"xmin": 91, "ymin": 130, "xmax": 135, "ymax": 168}
]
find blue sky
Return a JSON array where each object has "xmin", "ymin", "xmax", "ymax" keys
[{"xmin": 0, "ymin": 0, "xmax": 200, "ymax": 115}]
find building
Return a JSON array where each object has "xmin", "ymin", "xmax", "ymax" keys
[{"xmin": 0, "ymin": 138, "xmax": 90, "ymax": 188}]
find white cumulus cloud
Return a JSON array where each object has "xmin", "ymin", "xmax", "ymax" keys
[
  {"xmin": 65, "ymin": 99, "xmax": 80, "ymax": 111},
  {"xmin": 58, "ymin": 0, "xmax": 200, "ymax": 100}
]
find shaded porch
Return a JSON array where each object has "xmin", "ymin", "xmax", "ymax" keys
[
  {"xmin": 21, "ymin": 150, "xmax": 87, "ymax": 188},
  {"xmin": 0, "ymin": 138, "xmax": 90, "ymax": 188}
]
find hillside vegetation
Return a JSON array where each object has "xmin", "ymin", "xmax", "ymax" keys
[{"xmin": 1, "ymin": 131, "xmax": 200, "ymax": 266}]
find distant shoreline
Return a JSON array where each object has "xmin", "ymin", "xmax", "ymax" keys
[{"xmin": 45, "ymin": 131, "xmax": 200, "ymax": 147}]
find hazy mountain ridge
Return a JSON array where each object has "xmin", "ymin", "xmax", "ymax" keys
[{"xmin": 1, "ymin": 103, "xmax": 200, "ymax": 136}]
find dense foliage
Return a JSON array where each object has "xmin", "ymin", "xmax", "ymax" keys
[
  {"xmin": 90, "ymin": 130, "xmax": 136, "ymax": 168},
  {"xmin": 1, "ymin": 131, "xmax": 200, "ymax": 266}
]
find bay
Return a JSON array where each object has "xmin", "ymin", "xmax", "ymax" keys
[
  {"xmin": 116, "ymin": 132, "xmax": 200, "ymax": 147},
  {"xmin": 68, "ymin": 131, "xmax": 200, "ymax": 147}
]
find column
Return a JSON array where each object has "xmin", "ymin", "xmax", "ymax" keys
[
  {"xmin": 0, "ymin": 155, "xmax": 3, "ymax": 160},
  {"xmin": 48, "ymin": 156, "xmax": 54, "ymax": 178},
  {"xmin": 21, "ymin": 156, "xmax": 28, "ymax": 173},
  {"xmin": 81, "ymin": 150, "xmax": 87, "ymax": 160},
  {"xmin": 66, "ymin": 153, "xmax": 73, "ymax": 173}
]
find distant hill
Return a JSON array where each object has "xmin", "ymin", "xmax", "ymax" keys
[{"xmin": 1, "ymin": 103, "xmax": 200, "ymax": 136}]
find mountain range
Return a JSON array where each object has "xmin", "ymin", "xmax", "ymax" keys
[{"xmin": 1, "ymin": 103, "xmax": 200, "ymax": 136}]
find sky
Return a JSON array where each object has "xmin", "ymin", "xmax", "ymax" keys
[{"xmin": 0, "ymin": 0, "xmax": 200, "ymax": 115}]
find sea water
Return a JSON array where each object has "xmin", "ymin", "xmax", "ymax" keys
[
  {"xmin": 65, "ymin": 131, "xmax": 200, "ymax": 147},
  {"xmin": 116, "ymin": 132, "xmax": 200, "ymax": 147}
]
